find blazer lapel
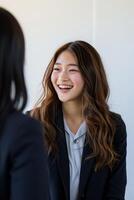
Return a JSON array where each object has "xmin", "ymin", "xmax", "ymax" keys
[
  {"xmin": 55, "ymin": 108, "xmax": 70, "ymax": 200},
  {"xmin": 78, "ymin": 138, "xmax": 95, "ymax": 198}
]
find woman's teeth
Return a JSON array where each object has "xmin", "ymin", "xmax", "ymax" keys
[{"xmin": 58, "ymin": 84, "xmax": 73, "ymax": 89}]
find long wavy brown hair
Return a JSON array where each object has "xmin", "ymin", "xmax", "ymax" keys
[{"xmin": 31, "ymin": 40, "xmax": 118, "ymax": 171}]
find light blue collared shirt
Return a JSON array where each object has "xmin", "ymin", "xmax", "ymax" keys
[{"xmin": 64, "ymin": 119, "xmax": 87, "ymax": 200}]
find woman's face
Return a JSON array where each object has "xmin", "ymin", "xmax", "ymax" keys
[{"xmin": 51, "ymin": 50, "xmax": 85, "ymax": 103}]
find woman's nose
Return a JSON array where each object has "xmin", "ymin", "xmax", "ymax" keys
[{"xmin": 59, "ymin": 70, "xmax": 69, "ymax": 81}]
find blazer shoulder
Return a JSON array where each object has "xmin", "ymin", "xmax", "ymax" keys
[
  {"xmin": 110, "ymin": 111, "xmax": 126, "ymax": 128},
  {"xmin": 7, "ymin": 110, "xmax": 41, "ymax": 128},
  {"xmin": 1, "ymin": 110, "xmax": 43, "ymax": 145},
  {"xmin": 110, "ymin": 112, "xmax": 127, "ymax": 147}
]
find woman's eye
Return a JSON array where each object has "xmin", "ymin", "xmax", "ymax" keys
[
  {"xmin": 69, "ymin": 69, "xmax": 79, "ymax": 72},
  {"xmin": 53, "ymin": 67, "xmax": 60, "ymax": 71}
]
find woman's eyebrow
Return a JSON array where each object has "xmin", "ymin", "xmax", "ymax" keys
[
  {"xmin": 54, "ymin": 62, "xmax": 61, "ymax": 65},
  {"xmin": 67, "ymin": 64, "xmax": 78, "ymax": 67},
  {"xmin": 54, "ymin": 63, "xmax": 78, "ymax": 66}
]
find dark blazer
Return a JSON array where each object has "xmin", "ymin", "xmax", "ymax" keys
[
  {"xmin": 0, "ymin": 110, "xmax": 49, "ymax": 200},
  {"xmin": 48, "ymin": 110, "xmax": 127, "ymax": 200}
]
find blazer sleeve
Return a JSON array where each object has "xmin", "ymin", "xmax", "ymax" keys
[
  {"xmin": 10, "ymin": 117, "xmax": 49, "ymax": 200},
  {"xmin": 104, "ymin": 115, "xmax": 127, "ymax": 200}
]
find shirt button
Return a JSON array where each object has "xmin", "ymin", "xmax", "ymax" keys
[{"xmin": 73, "ymin": 139, "xmax": 79, "ymax": 144}]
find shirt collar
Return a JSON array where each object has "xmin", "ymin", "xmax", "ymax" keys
[{"xmin": 64, "ymin": 118, "xmax": 87, "ymax": 140}]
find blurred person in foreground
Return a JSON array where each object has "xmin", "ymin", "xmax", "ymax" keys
[{"xmin": 0, "ymin": 7, "xmax": 49, "ymax": 200}]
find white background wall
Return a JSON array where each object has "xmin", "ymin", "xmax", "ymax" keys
[{"xmin": 0, "ymin": 0, "xmax": 133, "ymax": 199}]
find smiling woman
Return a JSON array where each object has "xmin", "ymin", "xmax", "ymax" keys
[{"xmin": 30, "ymin": 40, "xmax": 127, "ymax": 200}]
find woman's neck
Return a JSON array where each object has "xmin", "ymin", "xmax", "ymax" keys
[{"xmin": 62, "ymin": 101, "xmax": 84, "ymax": 134}]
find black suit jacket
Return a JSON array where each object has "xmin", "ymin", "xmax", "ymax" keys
[
  {"xmin": 48, "ymin": 111, "xmax": 127, "ymax": 200},
  {"xmin": 0, "ymin": 110, "xmax": 49, "ymax": 200}
]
